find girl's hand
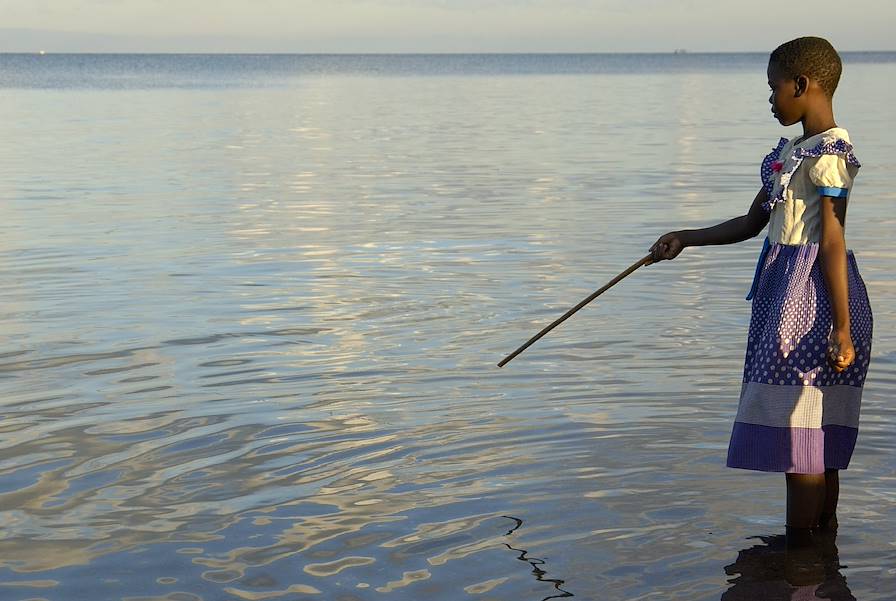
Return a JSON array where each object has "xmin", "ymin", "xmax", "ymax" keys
[
  {"xmin": 649, "ymin": 232, "xmax": 685, "ymax": 263},
  {"xmin": 828, "ymin": 329, "xmax": 855, "ymax": 373}
]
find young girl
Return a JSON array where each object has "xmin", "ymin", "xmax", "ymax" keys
[{"xmin": 649, "ymin": 37, "xmax": 873, "ymax": 547}]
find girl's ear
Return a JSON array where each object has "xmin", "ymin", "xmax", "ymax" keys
[{"xmin": 794, "ymin": 74, "xmax": 809, "ymax": 98}]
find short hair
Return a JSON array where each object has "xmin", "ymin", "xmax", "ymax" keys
[{"xmin": 769, "ymin": 37, "xmax": 842, "ymax": 97}]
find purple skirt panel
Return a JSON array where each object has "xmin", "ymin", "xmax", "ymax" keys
[
  {"xmin": 728, "ymin": 423, "xmax": 858, "ymax": 473},
  {"xmin": 727, "ymin": 242, "xmax": 873, "ymax": 474}
]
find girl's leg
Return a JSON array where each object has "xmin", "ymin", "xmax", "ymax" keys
[
  {"xmin": 819, "ymin": 469, "xmax": 839, "ymax": 530},
  {"xmin": 786, "ymin": 473, "xmax": 826, "ymax": 527},
  {"xmin": 785, "ymin": 473, "xmax": 826, "ymax": 546}
]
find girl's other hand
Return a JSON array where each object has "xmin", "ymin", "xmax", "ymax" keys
[
  {"xmin": 649, "ymin": 232, "xmax": 685, "ymax": 263},
  {"xmin": 827, "ymin": 329, "xmax": 855, "ymax": 373}
]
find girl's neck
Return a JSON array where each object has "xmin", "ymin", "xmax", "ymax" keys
[{"xmin": 800, "ymin": 107, "xmax": 837, "ymax": 141}]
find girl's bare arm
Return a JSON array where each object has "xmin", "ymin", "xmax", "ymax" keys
[
  {"xmin": 650, "ymin": 187, "xmax": 770, "ymax": 262},
  {"xmin": 819, "ymin": 194, "xmax": 854, "ymax": 372}
]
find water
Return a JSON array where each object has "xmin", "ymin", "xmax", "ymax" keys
[{"xmin": 1, "ymin": 53, "xmax": 895, "ymax": 600}]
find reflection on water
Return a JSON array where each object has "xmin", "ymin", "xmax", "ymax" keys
[
  {"xmin": 503, "ymin": 516, "xmax": 574, "ymax": 600},
  {"xmin": 723, "ymin": 532, "xmax": 855, "ymax": 601},
  {"xmin": 0, "ymin": 54, "xmax": 895, "ymax": 600}
]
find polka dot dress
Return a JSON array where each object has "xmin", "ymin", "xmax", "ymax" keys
[{"xmin": 727, "ymin": 131, "xmax": 873, "ymax": 474}]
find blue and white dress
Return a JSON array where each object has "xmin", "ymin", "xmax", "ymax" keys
[{"xmin": 727, "ymin": 127, "xmax": 873, "ymax": 474}]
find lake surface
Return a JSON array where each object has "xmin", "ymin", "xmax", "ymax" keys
[{"xmin": 1, "ymin": 53, "xmax": 894, "ymax": 600}]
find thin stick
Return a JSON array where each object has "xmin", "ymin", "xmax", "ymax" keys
[{"xmin": 497, "ymin": 254, "xmax": 653, "ymax": 367}]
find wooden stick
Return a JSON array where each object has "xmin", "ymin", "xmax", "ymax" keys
[{"xmin": 497, "ymin": 254, "xmax": 653, "ymax": 367}]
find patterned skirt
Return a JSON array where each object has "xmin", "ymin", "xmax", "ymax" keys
[{"xmin": 727, "ymin": 241, "xmax": 873, "ymax": 473}]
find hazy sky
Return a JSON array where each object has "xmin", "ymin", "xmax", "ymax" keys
[{"xmin": 1, "ymin": 0, "xmax": 893, "ymax": 53}]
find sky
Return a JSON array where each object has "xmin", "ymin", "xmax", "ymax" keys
[{"xmin": 1, "ymin": 0, "xmax": 893, "ymax": 53}]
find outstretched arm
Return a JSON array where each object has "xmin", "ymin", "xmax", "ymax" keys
[
  {"xmin": 819, "ymin": 194, "xmax": 854, "ymax": 372},
  {"xmin": 650, "ymin": 187, "xmax": 770, "ymax": 262}
]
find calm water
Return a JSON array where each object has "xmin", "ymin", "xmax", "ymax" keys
[{"xmin": 1, "ymin": 53, "xmax": 895, "ymax": 600}]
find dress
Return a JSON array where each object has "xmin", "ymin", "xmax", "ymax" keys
[{"xmin": 726, "ymin": 127, "xmax": 873, "ymax": 474}]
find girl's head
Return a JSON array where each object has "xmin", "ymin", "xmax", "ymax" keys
[{"xmin": 767, "ymin": 36, "xmax": 842, "ymax": 126}]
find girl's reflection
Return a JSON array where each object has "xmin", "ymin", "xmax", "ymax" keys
[{"xmin": 722, "ymin": 531, "xmax": 855, "ymax": 600}]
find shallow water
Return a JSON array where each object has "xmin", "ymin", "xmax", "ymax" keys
[{"xmin": 1, "ymin": 53, "xmax": 894, "ymax": 600}]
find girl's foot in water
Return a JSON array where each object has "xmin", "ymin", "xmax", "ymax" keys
[
  {"xmin": 817, "ymin": 512, "xmax": 838, "ymax": 533},
  {"xmin": 785, "ymin": 525, "xmax": 815, "ymax": 548}
]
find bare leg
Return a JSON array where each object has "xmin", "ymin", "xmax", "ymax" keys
[
  {"xmin": 786, "ymin": 473, "xmax": 826, "ymax": 547},
  {"xmin": 819, "ymin": 469, "xmax": 839, "ymax": 531},
  {"xmin": 786, "ymin": 473, "xmax": 826, "ymax": 527}
]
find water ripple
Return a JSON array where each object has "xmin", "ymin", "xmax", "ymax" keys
[{"xmin": 1, "ymin": 56, "xmax": 895, "ymax": 600}]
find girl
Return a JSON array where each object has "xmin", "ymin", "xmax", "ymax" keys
[{"xmin": 649, "ymin": 37, "xmax": 873, "ymax": 548}]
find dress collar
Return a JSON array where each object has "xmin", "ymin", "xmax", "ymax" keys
[{"xmin": 791, "ymin": 126, "xmax": 850, "ymax": 148}]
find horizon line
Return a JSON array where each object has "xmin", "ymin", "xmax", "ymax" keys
[{"xmin": 4, "ymin": 50, "xmax": 895, "ymax": 56}]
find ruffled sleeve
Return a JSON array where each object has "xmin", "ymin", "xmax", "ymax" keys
[
  {"xmin": 763, "ymin": 135, "xmax": 860, "ymax": 211},
  {"xmin": 809, "ymin": 153, "xmax": 854, "ymax": 198}
]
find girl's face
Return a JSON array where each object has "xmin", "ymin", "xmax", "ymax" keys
[{"xmin": 767, "ymin": 61, "xmax": 803, "ymax": 126}]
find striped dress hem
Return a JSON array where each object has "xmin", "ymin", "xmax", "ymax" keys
[{"xmin": 726, "ymin": 241, "xmax": 872, "ymax": 474}]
